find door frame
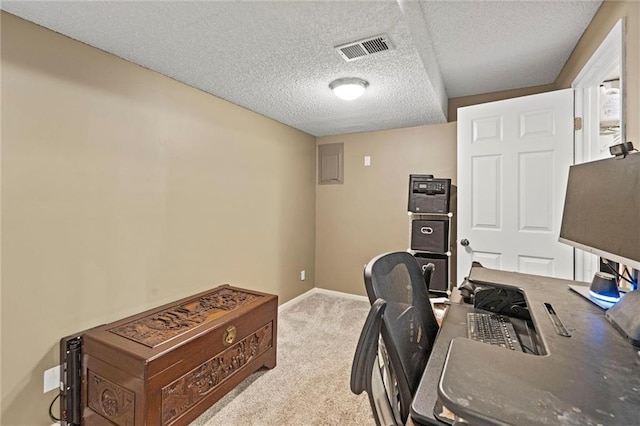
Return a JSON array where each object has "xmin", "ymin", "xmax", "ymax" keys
[{"xmin": 572, "ymin": 18, "xmax": 625, "ymax": 282}]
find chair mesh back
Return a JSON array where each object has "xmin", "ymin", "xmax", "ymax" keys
[
  {"xmin": 366, "ymin": 253, "xmax": 426, "ymax": 305},
  {"xmin": 363, "ymin": 252, "xmax": 440, "ymax": 419}
]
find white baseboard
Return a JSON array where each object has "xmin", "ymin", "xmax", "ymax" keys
[
  {"xmin": 311, "ymin": 287, "xmax": 369, "ymax": 302},
  {"xmin": 278, "ymin": 288, "xmax": 367, "ymax": 312}
]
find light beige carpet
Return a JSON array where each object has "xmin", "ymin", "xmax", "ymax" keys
[{"xmin": 191, "ymin": 291, "xmax": 374, "ymax": 425}]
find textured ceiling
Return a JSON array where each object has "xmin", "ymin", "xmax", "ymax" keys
[{"xmin": 1, "ymin": 1, "xmax": 602, "ymax": 137}]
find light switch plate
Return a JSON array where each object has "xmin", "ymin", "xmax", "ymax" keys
[
  {"xmin": 43, "ymin": 365, "xmax": 60, "ymax": 393},
  {"xmin": 364, "ymin": 156, "xmax": 371, "ymax": 166}
]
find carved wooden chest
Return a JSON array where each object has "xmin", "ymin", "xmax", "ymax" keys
[{"xmin": 81, "ymin": 285, "xmax": 277, "ymax": 425}]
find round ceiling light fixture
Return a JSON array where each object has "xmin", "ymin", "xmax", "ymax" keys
[{"xmin": 329, "ymin": 77, "xmax": 369, "ymax": 101}]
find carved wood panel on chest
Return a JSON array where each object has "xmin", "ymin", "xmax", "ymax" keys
[{"xmin": 82, "ymin": 285, "xmax": 277, "ymax": 425}]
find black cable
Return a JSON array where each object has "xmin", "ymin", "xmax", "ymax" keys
[
  {"xmin": 622, "ymin": 266, "xmax": 639, "ymax": 290},
  {"xmin": 602, "ymin": 261, "xmax": 634, "ymax": 285},
  {"xmin": 49, "ymin": 392, "xmax": 61, "ymax": 423},
  {"xmin": 520, "ymin": 343, "xmax": 535, "ymax": 355}
]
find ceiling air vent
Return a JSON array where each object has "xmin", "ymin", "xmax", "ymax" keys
[{"xmin": 335, "ymin": 34, "xmax": 393, "ymax": 62}]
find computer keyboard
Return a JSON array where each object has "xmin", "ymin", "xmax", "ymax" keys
[{"xmin": 467, "ymin": 312, "xmax": 523, "ymax": 351}]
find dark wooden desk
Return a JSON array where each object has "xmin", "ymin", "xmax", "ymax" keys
[{"xmin": 411, "ymin": 266, "xmax": 640, "ymax": 425}]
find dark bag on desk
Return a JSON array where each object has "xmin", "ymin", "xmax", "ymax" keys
[{"xmin": 474, "ymin": 287, "xmax": 531, "ymax": 320}]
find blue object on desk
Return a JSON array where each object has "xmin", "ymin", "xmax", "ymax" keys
[
  {"xmin": 569, "ymin": 284, "xmax": 623, "ymax": 310},
  {"xmin": 590, "ymin": 271, "xmax": 620, "ymax": 300}
]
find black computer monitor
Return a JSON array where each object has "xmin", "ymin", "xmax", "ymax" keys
[
  {"xmin": 559, "ymin": 151, "xmax": 640, "ymax": 272},
  {"xmin": 559, "ymin": 151, "xmax": 640, "ymax": 346}
]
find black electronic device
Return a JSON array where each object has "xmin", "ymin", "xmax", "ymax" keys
[
  {"xmin": 559, "ymin": 151, "xmax": 640, "ymax": 274},
  {"xmin": 408, "ymin": 175, "xmax": 451, "ymax": 213},
  {"xmin": 60, "ymin": 334, "xmax": 83, "ymax": 426},
  {"xmin": 589, "ymin": 271, "xmax": 620, "ymax": 301},
  {"xmin": 467, "ymin": 312, "xmax": 523, "ymax": 351},
  {"xmin": 559, "ymin": 150, "xmax": 640, "ymax": 346},
  {"xmin": 609, "ymin": 141, "xmax": 636, "ymax": 158}
]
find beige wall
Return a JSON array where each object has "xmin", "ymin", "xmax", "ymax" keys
[
  {"xmin": 2, "ymin": 1, "xmax": 639, "ymax": 424},
  {"xmin": 448, "ymin": 83, "xmax": 556, "ymax": 122},
  {"xmin": 315, "ymin": 123, "xmax": 457, "ymax": 296},
  {"xmin": 556, "ymin": 0, "xmax": 639, "ymax": 144},
  {"xmin": 1, "ymin": 12, "xmax": 316, "ymax": 425}
]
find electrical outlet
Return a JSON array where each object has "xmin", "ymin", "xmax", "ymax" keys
[
  {"xmin": 364, "ymin": 155, "xmax": 371, "ymax": 166},
  {"xmin": 300, "ymin": 270, "xmax": 306, "ymax": 281},
  {"xmin": 43, "ymin": 365, "xmax": 60, "ymax": 393}
]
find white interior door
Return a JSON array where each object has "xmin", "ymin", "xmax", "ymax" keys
[{"xmin": 457, "ymin": 89, "xmax": 574, "ymax": 284}]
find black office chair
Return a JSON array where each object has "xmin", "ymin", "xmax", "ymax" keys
[
  {"xmin": 350, "ymin": 298, "xmax": 397, "ymax": 426},
  {"xmin": 363, "ymin": 251, "xmax": 440, "ymax": 424}
]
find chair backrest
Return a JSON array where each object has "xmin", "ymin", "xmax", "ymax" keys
[
  {"xmin": 350, "ymin": 299, "xmax": 396, "ymax": 426},
  {"xmin": 363, "ymin": 252, "xmax": 440, "ymax": 424}
]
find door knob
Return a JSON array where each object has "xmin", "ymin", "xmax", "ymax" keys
[{"xmin": 460, "ymin": 239, "xmax": 470, "ymax": 247}]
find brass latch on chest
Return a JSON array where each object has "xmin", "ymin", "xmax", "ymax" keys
[{"xmin": 223, "ymin": 325, "xmax": 237, "ymax": 346}]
